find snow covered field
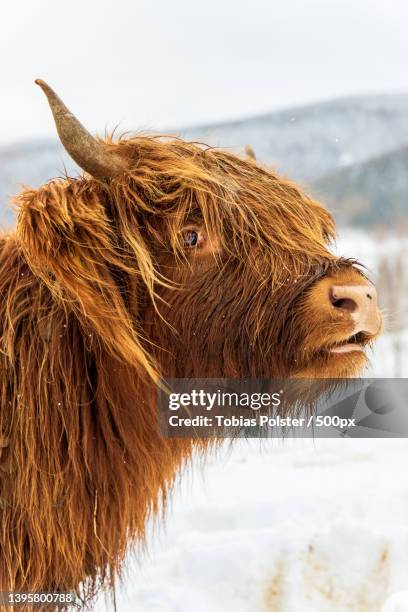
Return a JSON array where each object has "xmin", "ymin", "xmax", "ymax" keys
[
  {"xmin": 95, "ymin": 229, "xmax": 408, "ymax": 612},
  {"xmin": 97, "ymin": 440, "xmax": 408, "ymax": 612}
]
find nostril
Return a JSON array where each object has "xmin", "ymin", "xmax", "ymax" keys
[{"xmin": 330, "ymin": 288, "xmax": 359, "ymax": 313}]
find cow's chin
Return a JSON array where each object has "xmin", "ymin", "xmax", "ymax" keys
[{"xmin": 292, "ymin": 349, "xmax": 369, "ymax": 379}]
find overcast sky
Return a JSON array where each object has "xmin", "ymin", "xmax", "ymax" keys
[{"xmin": 1, "ymin": 0, "xmax": 408, "ymax": 145}]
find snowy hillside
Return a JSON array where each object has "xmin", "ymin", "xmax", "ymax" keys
[
  {"xmin": 314, "ymin": 145, "xmax": 408, "ymax": 227},
  {"xmin": 0, "ymin": 139, "xmax": 77, "ymax": 228},
  {"xmin": 179, "ymin": 94, "xmax": 408, "ymax": 181},
  {"xmin": 94, "ymin": 230, "xmax": 408, "ymax": 612}
]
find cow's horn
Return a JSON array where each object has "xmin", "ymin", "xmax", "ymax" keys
[{"xmin": 35, "ymin": 79, "xmax": 126, "ymax": 179}]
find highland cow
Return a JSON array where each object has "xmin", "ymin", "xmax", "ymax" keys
[{"xmin": 0, "ymin": 81, "xmax": 382, "ymax": 601}]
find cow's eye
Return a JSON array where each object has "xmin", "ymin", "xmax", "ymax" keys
[
  {"xmin": 184, "ymin": 230, "xmax": 198, "ymax": 247},
  {"xmin": 183, "ymin": 229, "xmax": 205, "ymax": 248}
]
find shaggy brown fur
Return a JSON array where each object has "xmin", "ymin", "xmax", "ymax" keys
[{"xmin": 0, "ymin": 135, "xmax": 380, "ymax": 602}]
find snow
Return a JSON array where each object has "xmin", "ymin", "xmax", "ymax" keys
[
  {"xmin": 383, "ymin": 592, "xmax": 408, "ymax": 612},
  {"xmin": 95, "ymin": 230, "xmax": 408, "ymax": 612},
  {"xmin": 95, "ymin": 440, "xmax": 408, "ymax": 612}
]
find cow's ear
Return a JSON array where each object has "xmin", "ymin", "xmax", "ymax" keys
[
  {"xmin": 15, "ymin": 179, "xmax": 158, "ymax": 381},
  {"xmin": 245, "ymin": 145, "xmax": 256, "ymax": 161}
]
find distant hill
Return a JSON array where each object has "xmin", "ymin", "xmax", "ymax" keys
[
  {"xmin": 312, "ymin": 146, "xmax": 408, "ymax": 227},
  {"xmin": 1, "ymin": 93, "xmax": 408, "ymax": 227},
  {"xmin": 0, "ymin": 139, "xmax": 77, "ymax": 227},
  {"xmin": 179, "ymin": 93, "xmax": 408, "ymax": 181}
]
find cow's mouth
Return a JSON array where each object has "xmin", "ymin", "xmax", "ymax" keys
[{"xmin": 327, "ymin": 332, "xmax": 372, "ymax": 355}]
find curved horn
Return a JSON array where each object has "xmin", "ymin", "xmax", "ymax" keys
[{"xmin": 35, "ymin": 79, "xmax": 126, "ymax": 179}]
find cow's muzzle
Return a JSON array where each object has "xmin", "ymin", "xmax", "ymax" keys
[{"xmin": 329, "ymin": 282, "xmax": 382, "ymax": 337}]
